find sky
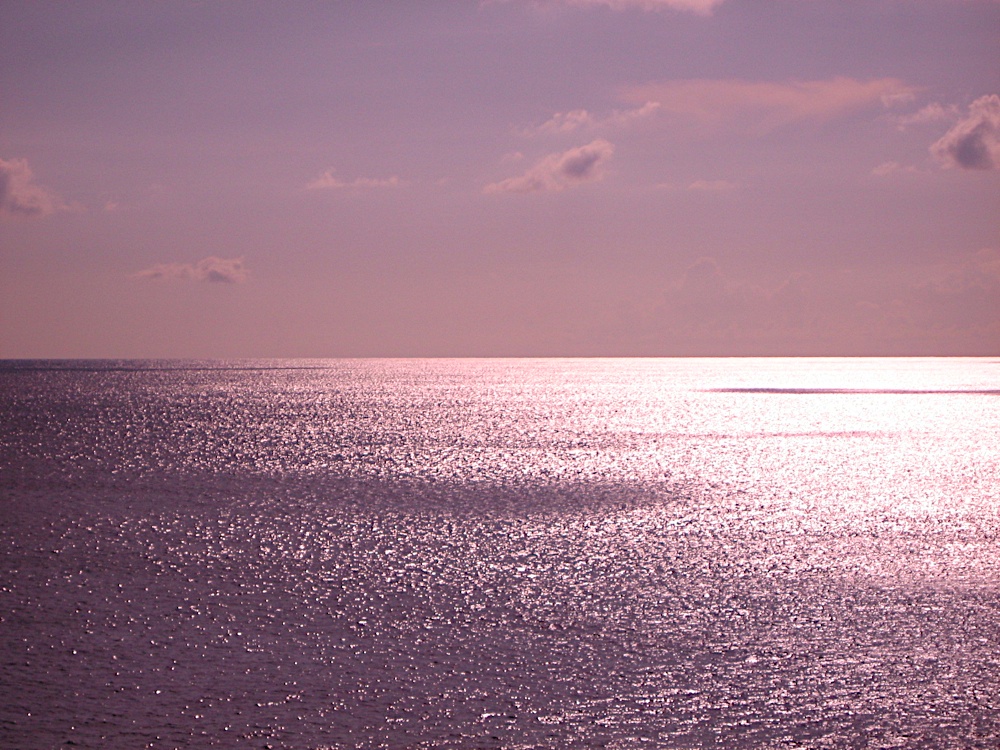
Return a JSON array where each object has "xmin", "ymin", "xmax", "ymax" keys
[{"xmin": 1, "ymin": 0, "xmax": 998, "ymax": 358}]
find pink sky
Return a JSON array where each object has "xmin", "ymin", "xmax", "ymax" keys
[{"xmin": 1, "ymin": 0, "xmax": 998, "ymax": 357}]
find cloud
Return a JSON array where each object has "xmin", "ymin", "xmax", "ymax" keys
[
  {"xmin": 531, "ymin": 109, "xmax": 596, "ymax": 135},
  {"xmin": 871, "ymin": 161, "xmax": 919, "ymax": 177},
  {"xmin": 485, "ymin": 139, "xmax": 615, "ymax": 193},
  {"xmin": 930, "ymin": 94, "xmax": 1000, "ymax": 170},
  {"xmin": 681, "ymin": 256, "xmax": 726, "ymax": 294},
  {"xmin": 624, "ymin": 77, "xmax": 917, "ymax": 132},
  {"xmin": 894, "ymin": 248, "xmax": 1000, "ymax": 335},
  {"xmin": 892, "ymin": 102, "xmax": 957, "ymax": 131},
  {"xmin": 525, "ymin": 102, "xmax": 660, "ymax": 136},
  {"xmin": 134, "ymin": 256, "xmax": 249, "ymax": 284},
  {"xmin": 609, "ymin": 100, "xmax": 662, "ymax": 127},
  {"xmin": 0, "ymin": 157, "xmax": 63, "ymax": 219},
  {"xmin": 687, "ymin": 179, "xmax": 737, "ymax": 191},
  {"xmin": 652, "ymin": 177, "xmax": 736, "ymax": 191},
  {"xmin": 917, "ymin": 247, "xmax": 1000, "ymax": 298},
  {"xmin": 557, "ymin": 0, "xmax": 724, "ymax": 14},
  {"xmin": 652, "ymin": 251, "xmax": 1000, "ymax": 353},
  {"xmin": 306, "ymin": 170, "xmax": 403, "ymax": 189},
  {"xmin": 661, "ymin": 257, "xmax": 772, "ymax": 333}
]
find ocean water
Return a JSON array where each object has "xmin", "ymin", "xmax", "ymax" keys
[{"xmin": 1, "ymin": 357, "xmax": 998, "ymax": 749}]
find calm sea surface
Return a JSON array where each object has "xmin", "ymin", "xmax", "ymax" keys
[{"xmin": 1, "ymin": 358, "xmax": 998, "ymax": 749}]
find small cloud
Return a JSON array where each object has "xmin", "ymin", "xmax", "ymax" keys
[
  {"xmin": 624, "ymin": 77, "xmax": 918, "ymax": 133},
  {"xmin": 485, "ymin": 139, "xmax": 615, "ymax": 194},
  {"xmin": 558, "ymin": 0, "xmax": 724, "ymax": 14},
  {"xmin": 930, "ymin": 94, "xmax": 1000, "ymax": 170},
  {"xmin": 532, "ymin": 109, "xmax": 595, "ymax": 135},
  {"xmin": 608, "ymin": 100, "xmax": 661, "ymax": 127},
  {"xmin": 0, "ymin": 157, "xmax": 64, "ymax": 219},
  {"xmin": 687, "ymin": 179, "xmax": 736, "ymax": 191},
  {"xmin": 523, "ymin": 101, "xmax": 659, "ymax": 137},
  {"xmin": 306, "ymin": 169, "xmax": 403, "ymax": 190},
  {"xmin": 307, "ymin": 172, "xmax": 345, "ymax": 189},
  {"xmin": 871, "ymin": 161, "xmax": 919, "ymax": 177},
  {"xmin": 880, "ymin": 89, "xmax": 916, "ymax": 109},
  {"xmin": 134, "ymin": 256, "xmax": 249, "ymax": 284},
  {"xmin": 892, "ymin": 102, "xmax": 957, "ymax": 131}
]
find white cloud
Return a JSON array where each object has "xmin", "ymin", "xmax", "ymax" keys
[
  {"xmin": 930, "ymin": 94, "xmax": 1000, "ymax": 170},
  {"xmin": 134, "ymin": 256, "xmax": 249, "ymax": 284},
  {"xmin": 307, "ymin": 170, "xmax": 403, "ymax": 189},
  {"xmin": 624, "ymin": 77, "xmax": 918, "ymax": 133},
  {"xmin": 0, "ymin": 157, "xmax": 63, "ymax": 219},
  {"xmin": 485, "ymin": 139, "xmax": 615, "ymax": 193}
]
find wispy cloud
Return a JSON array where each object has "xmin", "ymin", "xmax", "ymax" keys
[
  {"xmin": 556, "ymin": 0, "xmax": 724, "ymax": 15},
  {"xmin": 892, "ymin": 102, "xmax": 958, "ymax": 131},
  {"xmin": 530, "ymin": 109, "xmax": 595, "ymax": 135},
  {"xmin": 134, "ymin": 256, "xmax": 249, "ymax": 284},
  {"xmin": 306, "ymin": 170, "xmax": 403, "ymax": 190},
  {"xmin": 930, "ymin": 94, "xmax": 1000, "ymax": 170},
  {"xmin": 624, "ymin": 77, "xmax": 917, "ymax": 132},
  {"xmin": 871, "ymin": 161, "xmax": 919, "ymax": 178},
  {"xmin": 524, "ymin": 101, "xmax": 660, "ymax": 136},
  {"xmin": 0, "ymin": 157, "xmax": 63, "ymax": 219},
  {"xmin": 687, "ymin": 179, "xmax": 737, "ymax": 191},
  {"xmin": 485, "ymin": 139, "xmax": 615, "ymax": 193}
]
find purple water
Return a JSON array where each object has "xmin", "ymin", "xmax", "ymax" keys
[{"xmin": 1, "ymin": 358, "xmax": 998, "ymax": 748}]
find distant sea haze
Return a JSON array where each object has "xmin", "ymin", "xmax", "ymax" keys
[{"xmin": 1, "ymin": 358, "xmax": 997, "ymax": 749}]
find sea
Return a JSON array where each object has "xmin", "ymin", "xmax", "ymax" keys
[{"xmin": 1, "ymin": 357, "xmax": 998, "ymax": 749}]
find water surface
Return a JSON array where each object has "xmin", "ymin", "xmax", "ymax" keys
[{"xmin": 1, "ymin": 358, "xmax": 997, "ymax": 748}]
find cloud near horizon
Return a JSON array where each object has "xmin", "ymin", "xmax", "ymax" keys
[
  {"xmin": 653, "ymin": 251, "xmax": 1000, "ymax": 351},
  {"xmin": 485, "ymin": 139, "xmax": 615, "ymax": 193},
  {"xmin": 306, "ymin": 170, "xmax": 403, "ymax": 189},
  {"xmin": 0, "ymin": 157, "xmax": 63, "ymax": 219},
  {"xmin": 930, "ymin": 94, "xmax": 1000, "ymax": 170},
  {"xmin": 134, "ymin": 256, "xmax": 249, "ymax": 284},
  {"xmin": 624, "ymin": 77, "xmax": 917, "ymax": 132}
]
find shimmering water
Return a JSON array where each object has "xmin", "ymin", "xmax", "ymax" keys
[{"xmin": 1, "ymin": 358, "xmax": 998, "ymax": 749}]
